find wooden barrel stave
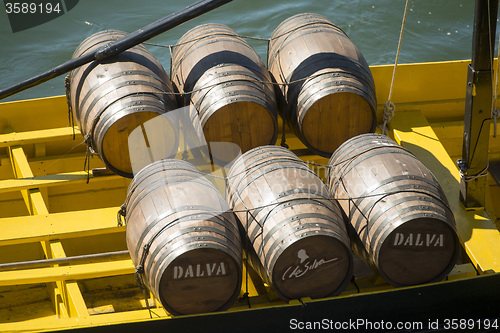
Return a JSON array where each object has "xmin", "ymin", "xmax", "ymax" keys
[
  {"xmin": 147, "ymin": 225, "xmax": 241, "ymax": 291},
  {"xmin": 171, "ymin": 24, "xmax": 277, "ymax": 162},
  {"xmin": 69, "ymin": 30, "xmax": 178, "ymax": 177},
  {"xmin": 327, "ymin": 134, "xmax": 459, "ymax": 286},
  {"xmin": 226, "ymin": 146, "xmax": 352, "ymax": 301},
  {"xmin": 268, "ymin": 13, "xmax": 376, "ymax": 157},
  {"xmin": 125, "ymin": 159, "xmax": 242, "ymax": 315},
  {"xmin": 171, "ymin": 24, "xmax": 266, "ymax": 93},
  {"xmin": 127, "ymin": 183, "xmax": 241, "ymax": 261}
]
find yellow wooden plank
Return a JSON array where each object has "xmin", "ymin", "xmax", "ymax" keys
[
  {"xmin": 0, "ymin": 207, "xmax": 124, "ymax": 246},
  {"xmin": 0, "ymin": 308, "xmax": 169, "ymax": 333},
  {"xmin": 9, "ymin": 145, "xmax": 35, "ymax": 178},
  {"xmin": 371, "ymin": 60, "xmax": 468, "ymax": 105},
  {"xmin": 0, "ymin": 171, "xmax": 121, "ymax": 194},
  {"xmin": 0, "ymin": 95, "xmax": 70, "ymax": 134},
  {"xmin": 0, "ymin": 127, "xmax": 81, "ymax": 148},
  {"xmin": 8, "ymin": 145, "xmax": 49, "ymax": 215},
  {"xmin": 7, "ymin": 144, "xmax": 81, "ymax": 318},
  {"xmin": 49, "ymin": 241, "xmax": 90, "ymax": 318},
  {"xmin": 391, "ymin": 110, "xmax": 500, "ymax": 273},
  {"xmin": 432, "ymin": 121, "xmax": 500, "ymax": 160},
  {"xmin": 0, "ymin": 259, "xmax": 135, "ymax": 287},
  {"xmin": 23, "ymin": 188, "xmax": 49, "ymax": 215}
]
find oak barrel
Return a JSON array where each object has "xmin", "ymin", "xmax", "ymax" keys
[
  {"xmin": 171, "ymin": 24, "xmax": 278, "ymax": 163},
  {"xmin": 268, "ymin": 13, "xmax": 377, "ymax": 157},
  {"xmin": 124, "ymin": 159, "xmax": 242, "ymax": 315},
  {"xmin": 226, "ymin": 146, "xmax": 352, "ymax": 301},
  {"xmin": 327, "ymin": 134, "xmax": 459, "ymax": 286},
  {"xmin": 68, "ymin": 30, "xmax": 178, "ymax": 178}
]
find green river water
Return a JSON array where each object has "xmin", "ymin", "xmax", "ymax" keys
[{"xmin": 0, "ymin": 0, "xmax": 494, "ymax": 102}]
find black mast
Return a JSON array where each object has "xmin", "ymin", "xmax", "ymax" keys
[{"xmin": 459, "ymin": 0, "xmax": 498, "ymax": 208}]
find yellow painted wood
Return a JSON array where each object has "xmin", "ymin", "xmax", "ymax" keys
[
  {"xmin": 6, "ymin": 143, "xmax": 92, "ymax": 319},
  {"xmin": 8, "ymin": 145, "xmax": 49, "ymax": 215},
  {"xmin": 45, "ymin": 241, "xmax": 69, "ymax": 319},
  {"xmin": 372, "ymin": 60, "xmax": 468, "ymax": 106},
  {"xmin": 0, "ymin": 207, "xmax": 124, "ymax": 246},
  {"xmin": 25, "ymin": 153, "xmax": 105, "ymax": 177},
  {"xmin": 0, "ymin": 60, "xmax": 499, "ymax": 331},
  {"xmin": 0, "ymin": 171, "xmax": 121, "ymax": 194},
  {"xmin": 446, "ymin": 263, "xmax": 477, "ymax": 281},
  {"xmin": 49, "ymin": 241, "xmax": 90, "ymax": 318},
  {"xmin": 391, "ymin": 110, "xmax": 500, "ymax": 273},
  {"xmin": 9, "ymin": 145, "xmax": 35, "ymax": 178},
  {"xmin": 372, "ymin": 59, "xmax": 500, "ymax": 125},
  {"xmin": 8, "ymin": 144, "xmax": 71, "ymax": 318},
  {"xmin": 432, "ymin": 121, "xmax": 500, "ymax": 160},
  {"xmin": 0, "ymin": 308, "xmax": 169, "ymax": 333},
  {"xmin": 0, "ymin": 127, "xmax": 80, "ymax": 148},
  {"xmin": 0, "ymin": 96, "xmax": 69, "ymax": 133},
  {"xmin": 431, "ymin": 121, "xmax": 500, "ymax": 224},
  {"xmin": 0, "ymin": 259, "xmax": 135, "ymax": 287}
]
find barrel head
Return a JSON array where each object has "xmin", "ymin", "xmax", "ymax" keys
[
  {"xmin": 158, "ymin": 248, "xmax": 242, "ymax": 315},
  {"xmin": 377, "ymin": 218, "xmax": 459, "ymax": 286},
  {"xmin": 203, "ymin": 101, "xmax": 277, "ymax": 164},
  {"xmin": 102, "ymin": 111, "xmax": 177, "ymax": 177},
  {"xmin": 271, "ymin": 235, "xmax": 352, "ymax": 301},
  {"xmin": 301, "ymin": 91, "xmax": 374, "ymax": 157}
]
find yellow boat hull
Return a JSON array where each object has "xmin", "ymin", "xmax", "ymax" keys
[{"xmin": 0, "ymin": 60, "xmax": 499, "ymax": 332}]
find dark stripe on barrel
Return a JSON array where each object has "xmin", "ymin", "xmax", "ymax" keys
[
  {"xmin": 327, "ymin": 133, "xmax": 459, "ymax": 286},
  {"xmin": 124, "ymin": 159, "xmax": 242, "ymax": 315},
  {"xmin": 69, "ymin": 30, "xmax": 178, "ymax": 178},
  {"xmin": 226, "ymin": 145, "xmax": 352, "ymax": 301},
  {"xmin": 171, "ymin": 24, "xmax": 278, "ymax": 163},
  {"xmin": 268, "ymin": 13, "xmax": 376, "ymax": 157}
]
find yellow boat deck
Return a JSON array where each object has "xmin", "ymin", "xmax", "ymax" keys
[{"xmin": 0, "ymin": 60, "xmax": 499, "ymax": 332}]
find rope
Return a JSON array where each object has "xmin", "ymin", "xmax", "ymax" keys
[
  {"xmin": 381, "ymin": 0, "xmax": 410, "ymax": 135},
  {"xmin": 83, "ymin": 134, "xmax": 97, "ymax": 184},
  {"xmin": 117, "ymin": 203, "xmax": 126, "ymax": 227},
  {"xmin": 280, "ymin": 117, "xmax": 289, "ymax": 149},
  {"xmin": 457, "ymin": 161, "xmax": 489, "ymax": 182},
  {"xmin": 64, "ymin": 74, "xmax": 76, "ymax": 140}
]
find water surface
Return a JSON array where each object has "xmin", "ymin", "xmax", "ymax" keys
[{"xmin": 0, "ymin": 0, "xmax": 490, "ymax": 102}]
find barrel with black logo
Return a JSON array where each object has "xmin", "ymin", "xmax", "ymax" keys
[
  {"xmin": 124, "ymin": 159, "xmax": 242, "ymax": 315},
  {"xmin": 327, "ymin": 134, "xmax": 459, "ymax": 286},
  {"xmin": 171, "ymin": 23, "xmax": 278, "ymax": 163},
  {"xmin": 268, "ymin": 13, "xmax": 376, "ymax": 157},
  {"xmin": 226, "ymin": 146, "xmax": 352, "ymax": 301},
  {"xmin": 68, "ymin": 30, "xmax": 178, "ymax": 178}
]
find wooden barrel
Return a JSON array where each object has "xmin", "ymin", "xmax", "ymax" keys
[
  {"xmin": 327, "ymin": 134, "xmax": 459, "ymax": 286},
  {"xmin": 268, "ymin": 13, "xmax": 376, "ymax": 157},
  {"xmin": 124, "ymin": 159, "xmax": 242, "ymax": 315},
  {"xmin": 226, "ymin": 146, "xmax": 352, "ymax": 301},
  {"xmin": 171, "ymin": 23, "xmax": 278, "ymax": 163},
  {"xmin": 69, "ymin": 30, "xmax": 178, "ymax": 178}
]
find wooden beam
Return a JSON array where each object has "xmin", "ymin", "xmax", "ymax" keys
[
  {"xmin": 0, "ymin": 127, "xmax": 80, "ymax": 148},
  {"xmin": 0, "ymin": 259, "xmax": 135, "ymax": 287},
  {"xmin": 49, "ymin": 241, "xmax": 90, "ymax": 318},
  {"xmin": 0, "ymin": 171, "xmax": 121, "ymax": 194},
  {"xmin": 0, "ymin": 206, "xmax": 124, "ymax": 246}
]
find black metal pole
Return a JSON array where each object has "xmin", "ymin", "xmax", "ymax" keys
[
  {"xmin": 0, "ymin": 0, "xmax": 233, "ymax": 100},
  {"xmin": 459, "ymin": 0, "xmax": 498, "ymax": 208}
]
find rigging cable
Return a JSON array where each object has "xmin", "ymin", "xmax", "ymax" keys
[{"xmin": 381, "ymin": 0, "xmax": 410, "ymax": 135}]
